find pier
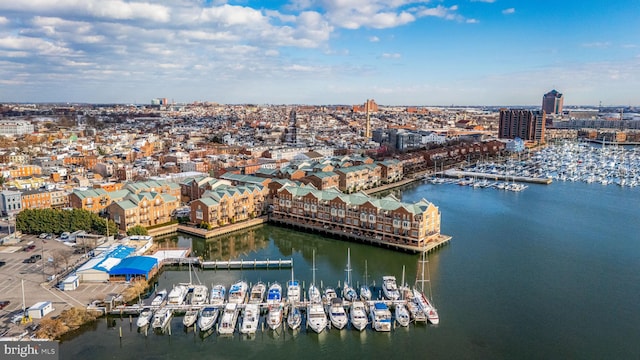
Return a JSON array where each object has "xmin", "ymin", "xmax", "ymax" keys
[
  {"xmin": 160, "ymin": 257, "xmax": 293, "ymax": 270},
  {"xmin": 442, "ymin": 169, "xmax": 553, "ymax": 185}
]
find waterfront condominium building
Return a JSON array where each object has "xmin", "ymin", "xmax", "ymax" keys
[
  {"xmin": 499, "ymin": 109, "xmax": 546, "ymax": 143},
  {"xmin": 0, "ymin": 120, "xmax": 34, "ymax": 136},
  {"xmin": 270, "ymin": 185, "xmax": 441, "ymax": 251},
  {"xmin": 542, "ymin": 89, "xmax": 564, "ymax": 115}
]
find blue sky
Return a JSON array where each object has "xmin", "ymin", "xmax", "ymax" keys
[{"xmin": 0, "ymin": 0, "xmax": 638, "ymax": 106}]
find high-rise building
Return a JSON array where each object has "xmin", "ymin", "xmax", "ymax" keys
[
  {"xmin": 542, "ymin": 89, "xmax": 563, "ymax": 115},
  {"xmin": 499, "ymin": 109, "xmax": 546, "ymax": 143}
]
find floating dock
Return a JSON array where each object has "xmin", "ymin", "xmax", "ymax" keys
[
  {"xmin": 160, "ymin": 257, "xmax": 293, "ymax": 270},
  {"xmin": 442, "ymin": 169, "xmax": 553, "ymax": 185}
]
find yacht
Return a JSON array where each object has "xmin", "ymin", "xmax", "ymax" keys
[
  {"xmin": 395, "ymin": 303, "xmax": 411, "ymax": 327},
  {"xmin": 306, "ymin": 301, "xmax": 328, "ymax": 334},
  {"xmin": 209, "ymin": 284, "xmax": 226, "ymax": 306},
  {"xmin": 349, "ymin": 301, "xmax": 368, "ymax": 331},
  {"xmin": 228, "ymin": 281, "xmax": 249, "ymax": 304},
  {"xmin": 152, "ymin": 307, "xmax": 173, "ymax": 331},
  {"xmin": 182, "ymin": 309, "xmax": 198, "ymax": 328},
  {"xmin": 136, "ymin": 307, "xmax": 154, "ymax": 328},
  {"xmin": 382, "ymin": 276, "xmax": 401, "ymax": 300},
  {"xmin": 328, "ymin": 298, "xmax": 348, "ymax": 330},
  {"xmin": 167, "ymin": 284, "xmax": 189, "ymax": 305},
  {"xmin": 248, "ymin": 282, "xmax": 266, "ymax": 304},
  {"xmin": 267, "ymin": 282, "xmax": 282, "ymax": 304},
  {"xmin": 287, "ymin": 305, "xmax": 302, "ymax": 331},
  {"xmin": 218, "ymin": 302, "xmax": 239, "ymax": 335},
  {"xmin": 370, "ymin": 302, "xmax": 392, "ymax": 332},
  {"xmin": 191, "ymin": 284, "xmax": 208, "ymax": 306},
  {"xmin": 197, "ymin": 306, "xmax": 219, "ymax": 332},
  {"xmin": 240, "ymin": 304, "xmax": 260, "ymax": 335},
  {"xmin": 150, "ymin": 289, "xmax": 167, "ymax": 307}
]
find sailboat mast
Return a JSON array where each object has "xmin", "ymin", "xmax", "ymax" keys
[{"xmin": 312, "ymin": 249, "xmax": 316, "ymax": 286}]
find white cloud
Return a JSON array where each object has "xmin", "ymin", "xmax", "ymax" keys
[
  {"xmin": 381, "ymin": 52, "xmax": 401, "ymax": 59},
  {"xmin": 0, "ymin": 1, "xmax": 171, "ymax": 22},
  {"xmin": 502, "ymin": 8, "xmax": 515, "ymax": 15},
  {"xmin": 369, "ymin": 36, "xmax": 380, "ymax": 42},
  {"xmin": 0, "ymin": 16, "xmax": 9, "ymax": 25},
  {"xmin": 582, "ymin": 42, "xmax": 611, "ymax": 48},
  {"xmin": 471, "ymin": 0, "xmax": 496, "ymax": 3}
]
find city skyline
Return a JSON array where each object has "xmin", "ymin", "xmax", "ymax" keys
[{"xmin": 0, "ymin": 1, "xmax": 638, "ymax": 106}]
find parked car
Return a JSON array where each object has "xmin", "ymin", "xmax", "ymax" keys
[
  {"xmin": 24, "ymin": 254, "xmax": 41, "ymax": 263},
  {"xmin": 0, "ymin": 260, "xmax": 6, "ymax": 267},
  {"xmin": 60, "ymin": 232, "xmax": 70, "ymax": 240},
  {"xmin": 39, "ymin": 233, "xmax": 48, "ymax": 239},
  {"xmin": 23, "ymin": 244, "xmax": 36, "ymax": 251},
  {"xmin": 0, "ymin": 300, "xmax": 10, "ymax": 310}
]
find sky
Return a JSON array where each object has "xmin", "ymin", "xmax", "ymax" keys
[{"xmin": 0, "ymin": 0, "xmax": 638, "ymax": 106}]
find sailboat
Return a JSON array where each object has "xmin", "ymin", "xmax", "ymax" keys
[
  {"xmin": 287, "ymin": 267, "xmax": 301, "ymax": 304},
  {"xmin": 287, "ymin": 305, "xmax": 302, "ymax": 330},
  {"xmin": 342, "ymin": 248, "xmax": 358, "ymax": 302},
  {"xmin": 359, "ymin": 260, "xmax": 372, "ymax": 301},
  {"xmin": 308, "ymin": 249, "xmax": 321, "ymax": 304},
  {"xmin": 415, "ymin": 250, "xmax": 439, "ymax": 325}
]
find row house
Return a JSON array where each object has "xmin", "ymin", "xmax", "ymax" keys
[
  {"xmin": 63, "ymin": 155, "xmax": 98, "ymax": 169},
  {"xmin": 300, "ymin": 171, "xmax": 340, "ymax": 190},
  {"xmin": 0, "ymin": 190, "xmax": 22, "ymax": 217},
  {"xmin": 189, "ymin": 184, "xmax": 268, "ymax": 227},
  {"xmin": 179, "ymin": 176, "xmax": 231, "ymax": 203},
  {"xmin": 0, "ymin": 153, "xmax": 30, "ymax": 164},
  {"xmin": 124, "ymin": 180, "xmax": 180, "ymax": 198},
  {"xmin": 107, "ymin": 191, "xmax": 179, "ymax": 232},
  {"xmin": 334, "ymin": 164, "xmax": 381, "ymax": 193},
  {"xmin": 377, "ymin": 159, "xmax": 403, "ymax": 183},
  {"xmin": 68, "ymin": 188, "xmax": 112, "ymax": 213},
  {"xmin": 271, "ymin": 185, "xmax": 441, "ymax": 249},
  {"xmin": 3, "ymin": 165, "xmax": 42, "ymax": 178},
  {"xmin": 21, "ymin": 189, "xmax": 52, "ymax": 210}
]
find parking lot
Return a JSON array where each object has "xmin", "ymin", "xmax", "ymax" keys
[{"xmin": 0, "ymin": 233, "xmax": 128, "ymax": 337}]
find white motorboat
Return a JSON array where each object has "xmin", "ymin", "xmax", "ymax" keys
[
  {"xmin": 228, "ymin": 281, "xmax": 249, "ymax": 304},
  {"xmin": 209, "ymin": 284, "xmax": 226, "ymax": 306},
  {"xmin": 150, "ymin": 289, "xmax": 167, "ymax": 307},
  {"xmin": 248, "ymin": 282, "xmax": 266, "ymax": 304},
  {"xmin": 240, "ymin": 304, "xmax": 260, "ymax": 335},
  {"xmin": 183, "ymin": 309, "xmax": 198, "ymax": 328},
  {"xmin": 267, "ymin": 304, "xmax": 283, "ymax": 330},
  {"xmin": 306, "ymin": 302, "xmax": 328, "ymax": 334},
  {"xmin": 328, "ymin": 297, "xmax": 348, "ymax": 330},
  {"xmin": 167, "ymin": 284, "xmax": 189, "ymax": 305},
  {"xmin": 370, "ymin": 302, "xmax": 392, "ymax": 332},
  {"xmin": 218, "ymin": 303, "xmax": 239, "ymax": 335},
  {"xmin": 287, "ymin": 305, "xmax": 302, "ymax": 331},
  {"xmin": 343, "ymin": 248, "xmax": 358, "ymax": 302},
  {"xmin": 395, "ymin": 303, "xmax": 411, "ymax": 327},
  {"xmin": 382, "ymin": 276, "xmax": 401, "ymax": 300},
  {"xmin": 136, "ymin": 307, "xmax": 154, "ymax": 328},
  {"xmin": 349, "ymin": 301, "xmax": 368, "ymax": 331},
  {"xmin": 191, "ymin": 284, "xmax": 208, "ymax": 305},
  {"xmin": 267, "ymin": 282, "xmax": 282, "ymax": 305},
  {"xmin": 152, "ymin": 307, "xmax": 173, "ymax": 331},
  {"xmin": 266, "ymin": 282, "xmax": 283, "ymax": 330},
  {"xmin": 197, "ymin": 306, "xmax": 219, "ymax": 332}
]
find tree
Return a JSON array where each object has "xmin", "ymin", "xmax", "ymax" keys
[{"xmin": 126, "ymin": 225, "xmax": 148, "ymax": 236}]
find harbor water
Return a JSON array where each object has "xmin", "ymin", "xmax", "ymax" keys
[{"xmin": 59, "ymin": 181, "xmax": 640, "ymax": 359}]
